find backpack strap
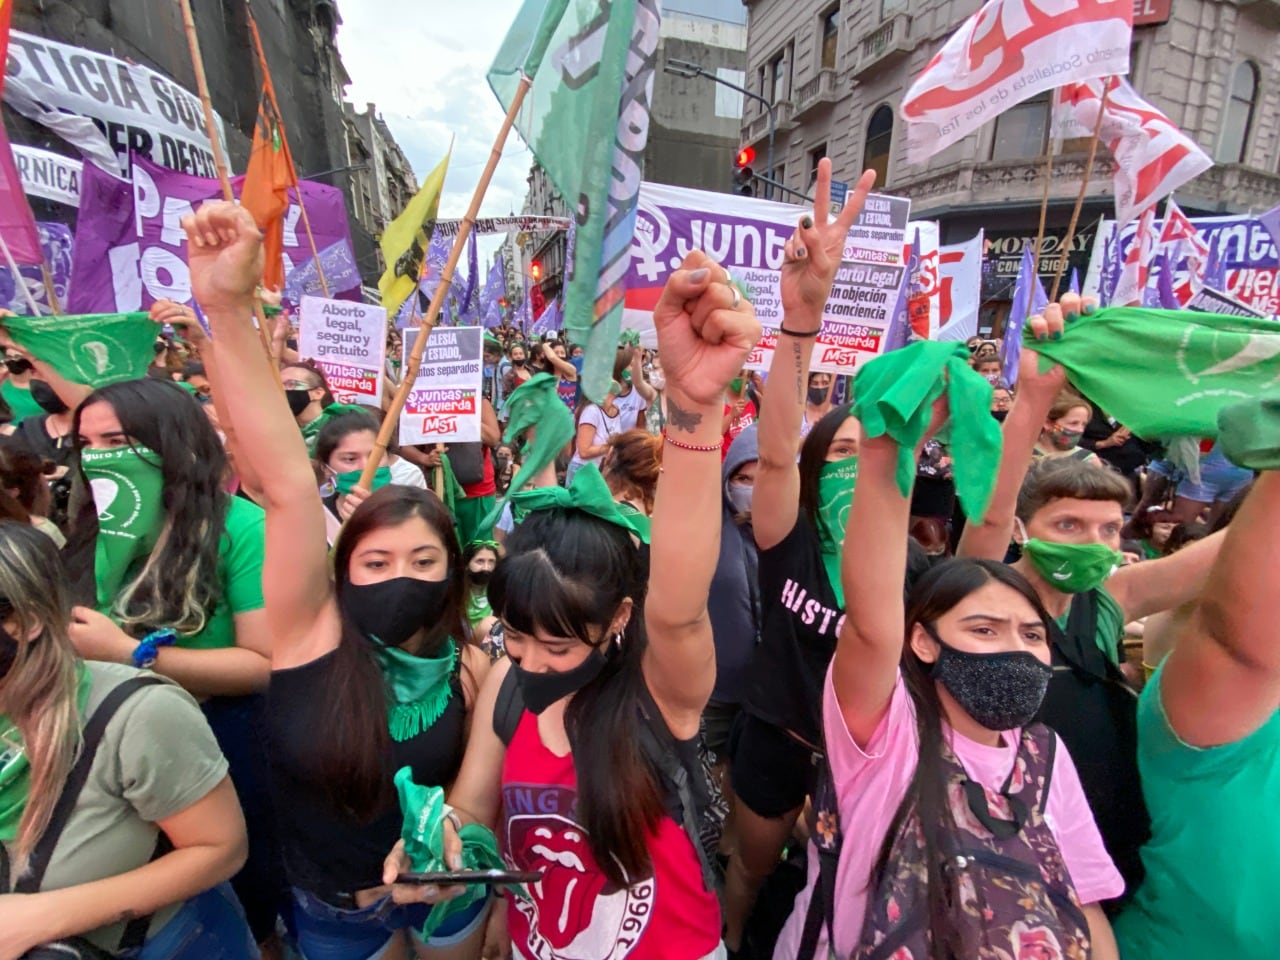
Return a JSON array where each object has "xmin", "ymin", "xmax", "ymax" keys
[
  {"xmin": 492, "ymin": 665, "xmax": 523, "ymax": 747},
  {"xmin": 1052, "ymin": 589, "xmax": 1107, "ymax": 681},
  {"xmin": 797, "ymin": 750, "xmax": 841, "ymax": 960}
]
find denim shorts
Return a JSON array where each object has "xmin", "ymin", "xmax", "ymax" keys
[
  {"xmin": 290, "ymin": 886, "xmax": 489, "ymax": 959},
  {"xmin": 1176, "ymin": 446, "xmax": 1254, "ymax": 504},
  {"xmin": 120, "ymin": 883, "xmax": 259, "ymax": 960}
]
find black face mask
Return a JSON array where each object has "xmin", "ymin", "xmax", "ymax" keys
[
  {"xmin": 4, "ymin": 358, "xmax": 33, "ymax": 376},
  {"xmin": 510, "ymin": 646, "xmax": 608, "ymax": 714},
  {"xmin": 512, "ymin": 358, "xmax": 527, "ymax": 368},
  {"xmin": 807, "ymin": 385, "xmax": 829, "ymax": 405},
  {"xmin": 341, "ymin": 576, "xmax": 452, "ymax": 647},
  {"xmin": 991, "ymin": 409, "xmax": 1009, "ymax": 423},
  {"xmin": 28, "ymin": 380, "xmax": 67, "ymax": 415},
  {"xmin": 469, "ymin": 569, "xmax": 492, "ymax": 587},
  {"xmin": 0, "ymin": 624, "xmax": 17, "ymax": 680},
  {"xmin": 925, "ymin": 623, "xmax": 1051, "ymax": 731},
  {"xmin": 286, "ymin": 388, "xmax": 313, "ymax": 417}
]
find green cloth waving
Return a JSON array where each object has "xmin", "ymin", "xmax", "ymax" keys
[
  {"xmin": 394, "ymin": 767, "xmax": 515, "ymax": 938},
  {"xmin": 852, "ymin": 341, "xmax": 1002, "ymax": 521},
  {"xmin": 1218, "ymin": 396, "xmax": 1280, "ymax": 470},
  {"xmin": 81, "ymin": 446, "xmax": 167, "ymax": 612},
  {"xmin": 1026, "ymin": 307, "xmax": 1280, "ymax": 439},
  {"xmin": 482, "ymin": 373, "xmax": 575, "ymax": 530},
  {"xmin": 510, "ymin": 462, "xmax": 651, "ymax": 543},
  {"xmin": 0, "ymin": 312, "xmax": 158, "ymax": 387},
  {"xmin": 816, "ymin": 457, "xmax": 858, "ymax": 607}
]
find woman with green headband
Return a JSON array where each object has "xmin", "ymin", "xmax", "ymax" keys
[
  {"xmin": 721, "ymin": 160, "xmax": 876, "ymax": 956},
  {"xmin": 181, "ymin": 202, "xmax": 494, "ymax": 959},
  {"xmin": 380, "ymin": 247, "xmax": 761, "ymax": 959}
]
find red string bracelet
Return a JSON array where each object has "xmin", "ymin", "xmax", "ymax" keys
[{"xmin": 662, "ymin": 432, "xmax": 722, "ymax": 453}]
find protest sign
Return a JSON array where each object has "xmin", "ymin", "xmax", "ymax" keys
[
  {"xmin": 4, "ymin": 31, "xmax": 228, "ymax": 177},
  {"xmin": 299, "ymin": 297, "xmax": 387, "ymax": 406},
  {"xmin": 626, "ymin": 182, "xmax": 910, "ymax": 375},
  {"xmin": 68, "ymin": 153, "xmax": 358, "ymax": 313},
  {"xmin": 399, "ymin": 327, "xmax": 483, "ymax": 446},
  {"xmin": 11, "ymin": 145, "xmax": 82, "ymax": 207},
  {"xmin": 1186, "ymin": 286, "xmax": 1267, "ymax": 319}
]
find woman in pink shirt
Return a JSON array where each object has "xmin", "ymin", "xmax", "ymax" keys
[{"xmin": 776, "ymin": 346, "xmax": 1123, "ymax": 960}]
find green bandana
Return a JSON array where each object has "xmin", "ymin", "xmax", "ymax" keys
[
  {"xmin": 618, "ymin": 329, "xmax": 641, "ymax": 349},
  {"xmin": 1027, "ymin": 307, "xmax": 1280, "ymax": 440},
  {"xmin": 81, "ymin": 446, "xmax": 167, "ymax": 611},
  {"xmin": 0, "ymin": 312, "xmax": 159, "ymax": 387},
  {"xmin": 0, "ymin": 663, "xmax": 94, "ymax": 842},
  {"xmin": 1217, "ymin": 396, "xmax": 1280, "ymax": 471},
  {"xmin": 729, "ymin": 377, "xmax": 745, "ymax": 395},
  {"xmin": 1023, "ymin": 539, "xmax": 1123, "ymax": 594},
  {"xmin": 376, "ymin": 639, "xmax": 458, "ymax": 742},
  {"xmin": 853, "ymin": 341, "xmax": 1002, "ymax": 521},
  {"xmin": 301, "ymin": 403, "xmax": 367, "ymax": 456},
  {"xmin": 394, "ymin": 767, "xmax": 518, "ymax": 938},
  {"xmin": 334, "ymin": 465, "xmax": 392, "ymax": 496},
  {"xmin": 466, "ymin": 589, "xmax": 492, "ymax": 626},
  {"xmin": 510, "ymin": 463, "xmax": 651, "ymax": 543},
  {"xmin": 815, "ymin": 457, "xmax": 858, "ymax": 607},
  {"xmin": 482, "ymin": 374, "xmax": 576, "ymax": 530}
]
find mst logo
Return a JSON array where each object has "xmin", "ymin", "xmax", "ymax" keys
[
  {"xmin": 418, "ymin": 415, "xmax": 459, "ymax": 434},
  {"xmin": 819, "ymin": 346, "xmax": 861, "ymax": 368}
]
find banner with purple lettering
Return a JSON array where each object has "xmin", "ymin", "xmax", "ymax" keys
[
  {"xmin": 67, "ymin": 154, "xmax": 358, "ymax": 314},
  {"xmin": 626, "ymin": 181, "xmax": 910, "ymax": 375}
]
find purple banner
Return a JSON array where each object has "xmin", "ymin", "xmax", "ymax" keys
[
  {"xmin": 69, "ymin": 153, "xmax": 359, "ymax": 314},
  {"xmin": 0, "ymin": 221, "xmax": 74, "ymax": 313}
]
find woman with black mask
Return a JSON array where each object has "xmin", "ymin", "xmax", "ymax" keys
[
  {"xmin": 0, "ymin": 347, "xmax": 42, "ymax": 424},
  {"xmin": 182, "ymin": 202, "xmax": 494, "ymax": 958},
  {"xmin": 0, "ymin": 376, "xmax": 75, "ymax": 529}
]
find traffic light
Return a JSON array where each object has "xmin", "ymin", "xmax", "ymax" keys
[
  {"xmin": 530, "ymin": 260, "xmax": 543, "ymax": 282},
  {"xmin": 733, "ymin": 146, "xmax": 756, "ymax": 196}
]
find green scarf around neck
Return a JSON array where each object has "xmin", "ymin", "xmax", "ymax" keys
[
  {"xmin": 81, "ymin": 446, "xmax": 167, "ymax": 612},
  {"xmin": 376, "ymin": 639, "xmax": 458, "ymax": 742},
  {"xmin": 0, "ymin": 663, "xmax": 93, "ymax": 842},
  {"xmin": 815, "ymin": 457, "xmax": 858, "ymax": 607}
]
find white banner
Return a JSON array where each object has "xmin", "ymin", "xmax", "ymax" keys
[
  {"xmin": 399, "ymin": 327, "xmax": 483, "ymax": 445},
  {"xmin": 901, "ymin": 0, "xmax": 1132, "ymax": 162},
  {"xmin": 4, "ymin": 31, "xmax": 228, "ymax": 177},
  {"xmin": 937, "ymin": 231, "xmax": 985, "ymax": 341},
  {"xmin": 11, "ymin": 145, "xmax": 82, "ymax": 207},
  {"xmin": 299, "ymin": 297, "xmax": 387, "ymax": 407}
]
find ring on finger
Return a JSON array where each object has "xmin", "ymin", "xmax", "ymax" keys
[{"xmin": 729, "ymin": 285, "xmax": 741, "ymax": 309}]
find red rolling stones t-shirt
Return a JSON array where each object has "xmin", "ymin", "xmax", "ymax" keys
[{"xmin": 500, "ymin": 710, "xmax": 721, "ymax": 960}]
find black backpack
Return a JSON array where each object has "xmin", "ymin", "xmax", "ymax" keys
[
  {"xmin": 1035, "ymin": 589, "xmax": 1148, "ymax": 903},
  {"xmin": 492, "ymin": 668, "xmax": 724, "ymax": 891}
]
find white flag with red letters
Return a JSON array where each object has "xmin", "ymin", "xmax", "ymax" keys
[
  {"xmin": 901, "ymin": 0, "xmax": 1132, "ymax": 163},
  {"xmin": 937, "ymin": 232, "xmax": 985, "ymax": 342},
  {"xmin": 1054, "ymin": 77, "xmax": 1213, "ymax": 225},
  {"xmin": 1112, "ymin": 205, "xmax": 1157, "ymax": 306}
]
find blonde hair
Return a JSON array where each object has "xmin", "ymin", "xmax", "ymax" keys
[{"xmin": 0, "ymin": 521, "xmax": 83, "ymax": 873}]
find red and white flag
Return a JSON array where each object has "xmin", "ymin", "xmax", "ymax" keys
[
  {"xmin": 1157, "ymin": 198, "xmax": 1209, "ymax": 303},
  {"xmin": 1113, "ymin": 205, "xmax": 1157, "ymax": 306},
  {"xmin": 1054, "ymin": 77, "xmax": 1212, "ymax": 225},
  {"xmin": 937, "ymin": 231, "xmax": 985, "ymax": 342},
  {"xmin": 901, "ymin": 0, "xmax": 1132, "ymax": 163}
]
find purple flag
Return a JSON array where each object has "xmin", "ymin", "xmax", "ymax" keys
[
  {"xmin": 0, "ymin": 222, "xmax": 74, "ymax": 313},
  {"xmin": 1002, "ymin": 245, "xmax": 1043, "ymax": 387},
  {"xmin": 1069, "ymin": 268, "xmax": 1080, "ymax": 296},
  {"xmin": 395, "ymin": 234, "xmax": 452, "ymax": 328},
  {"xmin": 458, "ymin": 232, "xmax": 480, "ymax": 314},
  {"xmin": 483, "ymin": 301, "xmax": 503, "ymax": 329},
  {"xmin": 1202, "ymin": 232, "xmax": 1226, "ymax": 290},
  {"xmin": 1155, "ymin": 250, "xmax": 1180, "ymax": 310},
  {"xmin": 533, "ymin": 298, "xmax": 562, "ymax": 338},
  {"xmin": 481, "ymin": 256, "xmax": 506, "ymax": 313},
  {"xmin": 882, "ymin": 251, "xmax": 912, "ymax": 353},
  {"xmin": 1259, "ymin": 204, "xmax": 1280, "ymax": 251},
  {"xmin": 68, "ymin": 153, "xmax": 358, "ymax": 314}
]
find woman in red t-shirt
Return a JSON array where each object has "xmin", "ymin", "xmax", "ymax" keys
[{"xmin": 383, "ymin": 252, "xmax": 762, "ymax": 959}]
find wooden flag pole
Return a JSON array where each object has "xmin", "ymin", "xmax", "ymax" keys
[
  {"xmin": 1032, "ymin": 146, "xmax": 1055, "ymax": 281},
  {"xmin": 1051, "ymin": 78, "xmax": 1112, "ymax": 300},
  {"xmin": 246, "ymin": 2, "xmax": 329, "ymax": 297},
  {"xmin": 178, "ymin": 0, "xmax": 282, "ymax": 380},
  {"xmin": 358, "ymin": 76, "xmax": 532, "ymax": 492},
  {"xmin": 0, "ymin": 234, "xmax": 44, "ymax": 316}
]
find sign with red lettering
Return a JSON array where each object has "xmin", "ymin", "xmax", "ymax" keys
[
  {"xmin": 400, "ymin": 327, "xmax": 484, "ymax": 445},
  {"xmin": 1133, "ymin": 0, "xmax": 1172, "ymax": 27}
]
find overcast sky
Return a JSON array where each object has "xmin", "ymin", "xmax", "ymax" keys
[{"xmin": 335, "ymin": 2, "xmax": 532, "ymax": 264}]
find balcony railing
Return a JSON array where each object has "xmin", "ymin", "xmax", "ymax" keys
[
  {"xmin": 852, "ymin": 13, "xmax": 912, "ymax": 80},
  {"xmin": 792, "ymin": 68, "xmax": 844, "ymax": 120},
  {"xmin": 741, "ymin": 99, "xmax": 794, "ymax": 146}
]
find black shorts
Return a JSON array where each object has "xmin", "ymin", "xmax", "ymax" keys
[{"xmin": 727, "ymin": 711, "xmax": 818, "ymax": 819}]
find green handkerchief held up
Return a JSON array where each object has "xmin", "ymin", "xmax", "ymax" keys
[
  {"xmin": 481, "ymin": 373, "xmax": 575, "ymax": 531},
  {"xmin": 0, "ymin": 312, "xmax": 159, "ymax": 387},
  {"xmin": 852, "ymin": 340, "xmax": 1002, "ymax": 522},
  {"xmin": 394, "ymin": 767, "xmax": 518, "ymax": 938}
]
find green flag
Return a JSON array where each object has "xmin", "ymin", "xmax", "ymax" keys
[
  {"xmin": 0, "ymin": 312, "xmax": 159, "ymax": 387},
  {"xmin": 488, "ymin": 0, "xmax": 661, "ymax": 403},
  {"xmin": 1028, "ymin": 307, "xmax": 1280, "ymax": 439}
]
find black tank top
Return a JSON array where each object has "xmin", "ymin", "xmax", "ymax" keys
[
  {"xmin": 16, "ymin": 415, "xmax": 74, "ymax": 467},
  {"xmin": 266, "ymin": 644, "xmax": 467, "ymax": 899}
]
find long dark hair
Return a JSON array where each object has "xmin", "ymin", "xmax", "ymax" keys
[
  {"xmin": 65, "ymin": 379, "xmax": 228, "ymax": 636},
  {"xmin": 489, "ymin": 507, "xmax": 663, "ymax": 888},
  {"xmin": 798, "ymin": 402, "xmax": 855, "ymax": 528},
  {"xmin": 873, "ymin": 558, "xmax": 1055, "ymax": 960},
  {"xmin": 316, "ymin": 486, "xmax": 470, "ymax": 821}
]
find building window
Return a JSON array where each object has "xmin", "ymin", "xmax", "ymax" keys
[
  {"xmin": 820, "ymin": 6, "xmax": 840, "ymax": 70},
  {"xmin": 881, "ymin": 0, "xmax": 908, "ymax": 19},
  {"xmin": 757, "ymin": 65, "xmax": 766, "ymax": 112},
  {"xmin": 809, "ymin": 144, "xmax": 828, "ymax": 187},
  {"xmin": 769, "ymin": 52, "xmax": 786, "ymax": 104},
  {"xmin": 1218, "ymin": 61, "xmax": 1258, "ymax": 164},
  {"xmin": 989, "ymin": 93, "xmax": 1050, "ymax": 161},
  {"xmin": 864, "ymin": 105, "xmax": 893, "ymax": 187}
]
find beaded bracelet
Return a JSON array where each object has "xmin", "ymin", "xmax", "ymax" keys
[
  {"xmin": 131, "ymin": 628, "xmax": 178, "ymax": 670},
  {"xmin": 662, "ymin": 432, "xmax": 722, "ymax": 453}
]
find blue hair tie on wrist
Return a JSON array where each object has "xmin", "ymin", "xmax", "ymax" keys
[{"xmin": 131, "ymin": 628, "xmax": 178, "ymax": 670}]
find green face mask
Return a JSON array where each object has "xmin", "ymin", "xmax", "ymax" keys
[
  {"xmin": 815, "ymin": 456, "xmax": 859, "ymax": 607},
  {"xmin": 1022, "ymin": 538, "xmax": 1123, "ymax": 594},
  {"xmin": 81, "ymin": 445, "xmax": 167, "ymax": 610},
  {"xmin": 334, "ymin": 465, "xmax": 393, "ymax": 497}
]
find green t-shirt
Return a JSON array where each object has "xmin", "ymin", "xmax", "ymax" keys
[
  {"xmin": 1053, "ymin": 586, "xmax": 1125, "ymax": 666},
  {"xmin": 1114, "ymin": 664, "xmax": 1280, "ymax": 960},
  {"xmin": 1, "ymin": 662, "xmax": 229, "ymax": 950},
  {"xmin": 0, "ymin": 379, "xmax": 43, "ymax": 424}
]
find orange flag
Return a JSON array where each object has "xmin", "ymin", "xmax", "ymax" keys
[{"xmin": 239, "ymin": 89, "xmax": 294, "ymax": 292}]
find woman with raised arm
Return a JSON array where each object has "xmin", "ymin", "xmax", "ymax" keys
[
  {"xmin": 380, "ymin": 249, "xmax": 760, "ymax": 959},
  {"xmin": 775, "ymin": 357, "xmax": 1121, "ymax": 959},
  {"xmin": 182, "ymin": 203, "xmax": 492, "ymax": 960},
  {"xmin": 721, "ymin": 160, "xmax": 876, "ymax": 955}
]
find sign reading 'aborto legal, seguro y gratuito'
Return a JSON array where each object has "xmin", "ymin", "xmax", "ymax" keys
[{"xmin": 299, "ymin": 297, "xmax": 388, "ymax": 407}]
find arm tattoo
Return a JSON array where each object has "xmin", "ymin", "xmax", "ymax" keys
[
  {"xmin": 666, "ymin": 395, "xmax": 704, "ymax": 433},
  {"xmin": 791, "ymin": 340, "xmax": 804, "ymax": 395}
]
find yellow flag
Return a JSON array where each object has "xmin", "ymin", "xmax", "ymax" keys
[{"xmin": 377, "ymin": 149, "xmax": 451, "ymax": 318}]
